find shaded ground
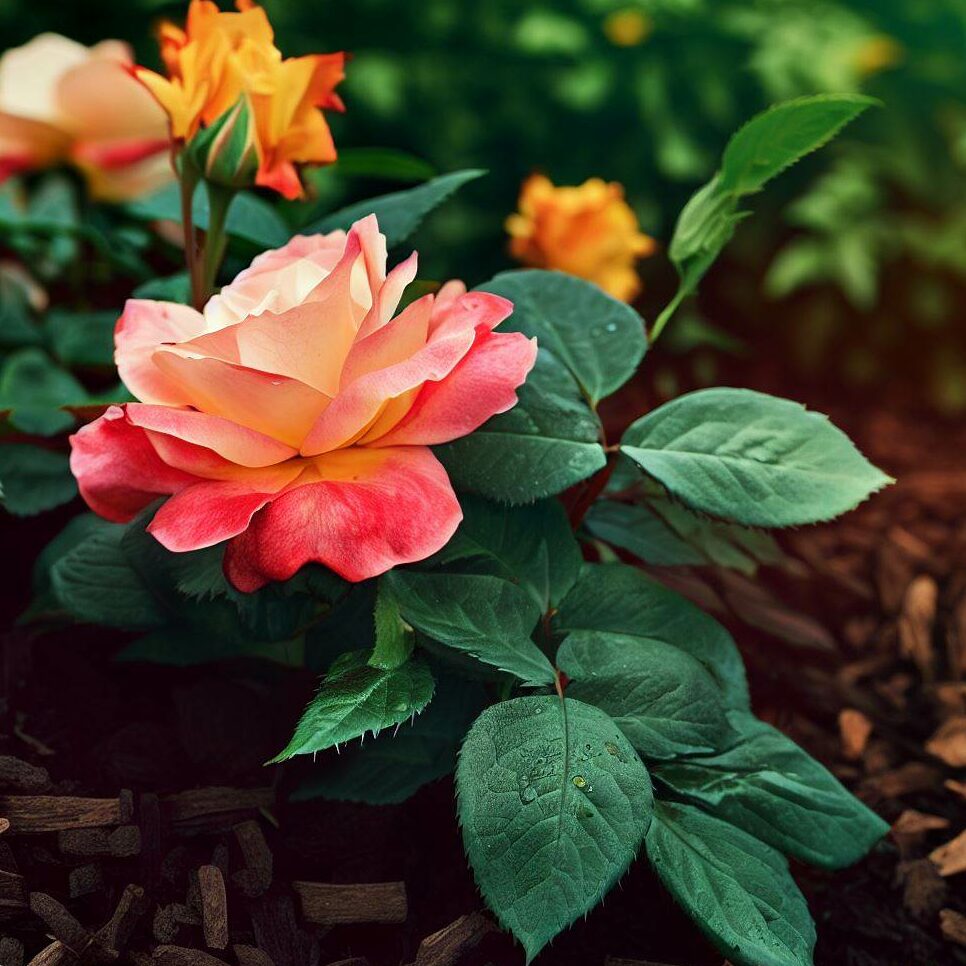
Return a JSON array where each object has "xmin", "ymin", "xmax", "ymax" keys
[{"xmin": 1, "ymin": 368, "xmax": 965, "ymax": 965}]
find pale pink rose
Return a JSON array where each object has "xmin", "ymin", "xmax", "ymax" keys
[{"xmin": 0, "ymin": 33, "xmax": 171, "ymax": 200}]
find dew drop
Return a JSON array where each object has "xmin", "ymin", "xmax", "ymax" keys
[
  {"xmin": 572, "ymin": 775, "xmax": 587, "ymax": 789},
  {"xmin": 520, "ymin": 785, "xmax": 538, "ymax": 803}
]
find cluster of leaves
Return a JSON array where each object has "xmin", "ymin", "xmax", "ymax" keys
[{"xmin": 18, "ymin": 93, "xmax": 894, "ymax": 966}]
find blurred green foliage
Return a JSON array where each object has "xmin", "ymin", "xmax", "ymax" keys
[{"xmin": 2, "ymin": 0, "xmax": 966, "ymax": 406}]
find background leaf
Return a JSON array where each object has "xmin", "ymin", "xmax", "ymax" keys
[{"xmin": 0, "ymin": 443, "xmax": 75, "ymax": 516}]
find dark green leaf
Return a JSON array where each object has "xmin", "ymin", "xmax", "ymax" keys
[
  {"xmin": 385, "ymin": 571, "xmax": 553, "ymax": 686},
  {"xmin": 557, "ymin": 630, "xmax": 733, "ymax": 759},
  {"xmin": 646, "ymin": 802, "xmax": 815, "ymax": 966},
  {"xmin": 307, "ymin": 169, "xmax": 484, "ymax": 247},
  {"xmin": 51, "ymin": 525, "xmax": 166, "ymax": 630},
  {"xmin": 436, "ymin": 350, "xmax": 606, "ymax": 504},
  {"xmin": 45, "ymin": 310, "xmax": 116, "ymax": 367},
  {"xmin": 620, "ymin": 388, "xmax": 893, "ymax": 527},
  {"xmin": 654, "ymin": 711, "xmax": 888, "ymax": 869},
  {"xmin": 0, "ymin": 443, "xmax": 76, "ymax": 516},
  {"xmin": 554, "ymin": 563, "xmax": 749, "ymax": 710},
  {"xmin": 272, "ymin": 651, "xmax": 435, "ymax": 761},
  {"xmin": 458, "ymin": 695, "xmax": 652, "ymax": 962},
  {"xmin": 432, "ymin": 495, "xmax": 582, "ymax": 609},
  {"xmin": 132, "ymin": 272, "xmax": 192, "ymax": 304},
  {"xmin": 118, "ymin": 628, "xmax": 304, "ymax": 668},
  {"xmin": 332, "ymin": 147, "xmax": 436, "ymax": 182},
  {"xmin": 292, "ymin": 675, "xmax": 485, "ymax": 805},
  {"xmin": 0, "ymin": 348, "xmax": 85, "ymax": 435},
  {"xmin": 478, "ymin": 270, "xmax": 646, "ymax": 405}
]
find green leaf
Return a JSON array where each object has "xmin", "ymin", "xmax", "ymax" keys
[
  {"xmin": 0, "ymin": 443, "xmax": 76, "ymax": 516},
  {"xmin": 369, "ymin": 580, "xmax": 414, "ymax": 670},
  {"xmin": 384, "ymin": 571, "xmax": 553, "ymax": 686},
  {"xmin": 654, "ymin": 711, "xmax": 888, "ymax": 869},
  {"xmin": 292, "ymin": 675, "xmax": 485, "ymax": 805},
  {"xmin": 50, "ymin": 525, "xmax": 166, "ymax": 630},
  {"xmin": 585, "ymin": 497, "xmax": 783, "ymax": 575},
  {"xmin": 557, "ymin": 630, "xmax": 733, "ymax": 759},
  {"xmin": 436, "ymin": 350, "xmax": 606, "ymax": 504},
  {"xmin": 271, "ymin": 651, "xmax": 435, "ymax": 761},
  {"xmin": 128, "ymin": 185, "xmax": 289, "ymax": 249},
  {"xmin": 554, "ymin": 563, "xmax": 749, "ymax": 710},
  {"xmin": 646, "ymin": 802, "xmax": 815, "ymax": 966},
  {"xmin": 720, "ymin": 94, "xmax": 878, "ymax": 196},
  {"xmin": 457, "ymin": 695, "xmax": 652, "ymax": 962},
  {"xmin": 478, "ymin": 270, "xmax": 646, "ymax": 405},
  {"xmin": 653, "ymin": 95, "xmax": 876, "ymax": 340},
  {"xmin": 0, "ymin": 348, "xmax": 85, "ymax": 436},
  {"xmin": 45, "ymin": 310, "xmax": 116, "ymax": 367},
  {"xmin": 431, "ymin": 494, "xmax": 582, "ymax": 610},
  {"xmin": 307, "ymin": 169, "xmax": 485, "ymax": 247},
  {"xmin": 620, "ymin": 388, "xmax": 893, "ymax": 527}
]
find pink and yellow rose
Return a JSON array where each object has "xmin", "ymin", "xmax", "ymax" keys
[
  {"xmin": 0, "ymin": 33, "xmax": 171, "ymax": 201},
  {"xmin": 69, "ymin": 215, "xmax": 537, "ymax": 591}
]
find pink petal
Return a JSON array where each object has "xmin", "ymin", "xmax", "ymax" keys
[
  {"xmin": 151, "ymin": 349, "xmax": 330, "ymax": 448},
  {"xmin": 223, "ymin": 446, "xmax": 462, "ymax": 590},
  {"xmin": 300, "ymin": 291, "xmax": 513, "ymax": 456},
  {"xmin": 354, "ymin": 250, "xmax": 418, "ymax": 340},
  {"xmin": 372, "ymin": 329, "xmax": 538, "ymax": 447},
  {"xmin": 69, "ymin": 405, "xmax": 198, "ymax": 522},
  {"xmin": 115, "ymin": 299, "xmax": 208, "ymax": 405},
  {"xmin": 126, "ymin": 403, "xmax": 297, "ymax": 468},
  {"xmin": 185, "ymin": 231, "xmax": 363, "ymax": 397},
  {"xmin": 147, "ymin": 463, "xmax": 306, "ymax": 552}
]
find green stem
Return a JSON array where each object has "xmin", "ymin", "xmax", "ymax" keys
[
  {"xmin": 649, "ymin": 284, "xmax": 687, "ymax": 344},
  {"xmin": 202, "ymin": 182, "xmax": 237, "ymax": 301},
  {"xmin": 177, "ymin": 154, "xmax": 204, "ymax": 311}
]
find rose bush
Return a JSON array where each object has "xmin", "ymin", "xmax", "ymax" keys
[
  {"xmin": 0, "ymin": 33, "xmax": 171, "ymax": 199},
  {"xmin": 69, "ymin": 214, "xmax": 536, "ymax": 590}
]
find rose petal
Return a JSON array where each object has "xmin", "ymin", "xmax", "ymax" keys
[
  {"xmin": 115, "ymin": 299, "xmax": 208, "ymax": 405},
  {"xmin": 223, "ymin": 445, "xmax": 462, "ymax": 590},
  {"xmin": 68, "ymin": 405, "xmax": 197, "ymax": 522},
  {"xmin": 370, "ymin": 329, "xmax": 537, "ymax": 447},
  {"xmin": 147, "ymin": 464, "xmax": 306, "ymax": 552},
  {"xmin": 151, "ymin": 349, "xmax": 330, "ymax": 448},
  {"xmin": 126, "ymin": 403, "xmax": 297, "ymax": 468}
]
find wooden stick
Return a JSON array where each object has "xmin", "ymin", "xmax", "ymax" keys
[
  {"xmin": 292, "ymin": 881, "xmax": 407, "ymax": 926},
  {"xmin": 197, "ymin": 865, "xmax": 228, "ymax": 950},
  {"xmin": 414, "ymin": 913, "xmax": 492, "ymax": 966},
  {"xmin": 0, "ymin": 796, "xmax": 122, "ymax": 833}
]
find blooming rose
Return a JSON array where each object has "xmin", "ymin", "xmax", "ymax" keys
[
  {"xmin": 134, "ymin": 0, "xmax": 345, "ymax": 199},
  {"xmin": 0, "ymin": 34, "xmax": 171, "ymax": 201},
  {"xmin": 70, "ymin": 215, "xmax": 537, "ymax": 591},
  {"xmin": 506, "ymin": 174, "xmax": 656, "ymax": 302}
]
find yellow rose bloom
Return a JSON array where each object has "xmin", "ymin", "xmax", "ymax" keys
[
  {"xmin": 135, "ymin": 0, "xmax": 345, "ymax": 199},
  {"xmin": 507, "ymin": 174, "xmax": 656, "ymax": 302}
]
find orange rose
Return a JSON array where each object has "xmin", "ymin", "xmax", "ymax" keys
[
  {"xmin": 507, "ymin": 174, "xmax": 656, "ymax": 303},
  {"xmin": 0, "ymin": 34, "xmax": 171, "ymax": 201},
  {"xmin": 135, "ymin": 0, "xmax": 346, "ymax": 199}
]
